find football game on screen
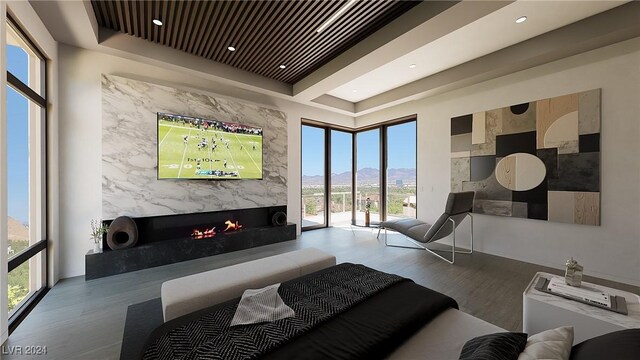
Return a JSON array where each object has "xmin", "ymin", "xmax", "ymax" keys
[{"xmin": 157, "ymin": 113, "xmax": 263, "ymax": 180}]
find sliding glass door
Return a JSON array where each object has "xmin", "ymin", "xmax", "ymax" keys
[
  {"xmin": 386, "ymin": 121, "xmax": 417, "ymax": 220},
  {"xmin": 355, "ymin": 129, "xmax": 381, "ymax": 226},
  {"xmin": 301, "ymin": 125, "xmax": 326, "ymax": 229},
  {"xmin": 330, "ymin": 130, "xmax": 352, "ymax": 226}
]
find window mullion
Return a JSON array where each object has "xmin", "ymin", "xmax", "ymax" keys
[{"xmin": 6, "ymin": 71, "xmax": 45, "ymax": 108}]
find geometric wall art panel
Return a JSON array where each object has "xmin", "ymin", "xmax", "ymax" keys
[
  {"xmin": 548, "ymin": 153, "xmax": 600, "ymax": 192},
  {"xmin": 451, "ymin": 89, "xmax": 601, "ymax": 225},
  {"xmin": 495, "ymin": 131, "xmax": 537, "ymax": 156},
  {"xmin": 471, "ymin": 155, "xmax": 497, "ymax": 181}
]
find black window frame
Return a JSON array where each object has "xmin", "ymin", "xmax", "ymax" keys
[
  {"xmin": 5, "ymin": 14, "xmax": 50, "ymax": 335},
  {"xmin": 300, "ymin": 123, "xmax": 330, "ymax": 230},
  {"xmin": 301, "ymin": 115, "xmax": 417, "ymax": 231},
  {"xmin": 382, "ymin": 119, "xmax": 418, "ymax": 221}
]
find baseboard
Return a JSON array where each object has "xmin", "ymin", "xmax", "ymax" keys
[{"xmin": 478, "ymin": 247, "xmax": 640, "ymax": 287}]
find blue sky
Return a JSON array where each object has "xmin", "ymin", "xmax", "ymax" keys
[
  {"xmin": 7, "ymin": 45, "xmax": 30, "ymax": 224},
  {"xmin": 302, "ymin": 121, "xmax": 416, "ymax": 176}
]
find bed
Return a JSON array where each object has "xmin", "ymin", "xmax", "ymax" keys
[{"xmin": 129, "ymin": 249, "xmax": 504, "ymax": 360}]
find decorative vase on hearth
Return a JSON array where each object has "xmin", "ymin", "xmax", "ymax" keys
[{"xmin": 93, "ymin": 237, "xmax": 102, "ymax": 254}]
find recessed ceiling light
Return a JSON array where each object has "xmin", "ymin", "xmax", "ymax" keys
[
  {"xmin": 316, "ymin": 0, "xmax": 358, "ymax": 33},
  {"xmin": 352, "ymin": 89, "xmax": 357, "ymax": 93},
  {"xmin": 409, "ymin": 64, "xmax": 417, "ymax": 69},
  {"xmin": 152, "ymin": 19, "xmax": 163, "ymax": 26},
  {"xmin": 227, "ymin": 46, "xmax": 236, "ymax": 52},
  {"xmin": 279, "ymin": 64, "xmax": 286, "ymax": 69},
  {"xmin": 515, "ymin": 16, "xmax": 527, "ymax": 24}
]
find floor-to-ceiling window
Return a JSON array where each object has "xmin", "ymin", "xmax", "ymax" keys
[
  {"xmin": 301, "ymin": 117, "xmax": 416, "ymax": 230},
  {"xmin": 355, "ymin": 129, "xmax": 381, "ymax": 226},
  {"xmin": 301, "ymin": 125, "xmax": 326, "ymax": 229},
  {"xmin": 4, "ymin": 17, "xmax": 48, "ymax": 334},
  {"xmin": 330, "ymin": 130, "xmax": 352, "ymax": 226},
  {"xmin": 386, "ymin": 121, "xmax": 417, "ymax": 220}
]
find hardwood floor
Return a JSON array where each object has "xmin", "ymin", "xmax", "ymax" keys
[{"xmin": 4, "ymin": 226, "xmax": 638, "ymax": 359}]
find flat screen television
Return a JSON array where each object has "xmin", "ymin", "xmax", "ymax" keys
[{"xmin": 157, "ymin": 112, "xmax": 263, "ymax": 180}]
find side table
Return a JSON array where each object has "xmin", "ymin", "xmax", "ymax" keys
[{"xmin": 523, "ymin": 272, "xmax": 640, "ymax": 344}]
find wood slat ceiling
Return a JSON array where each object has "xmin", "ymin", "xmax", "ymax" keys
[{"xmin": 91, "ymin": 0, "xmax": 420, "ymax": 84}]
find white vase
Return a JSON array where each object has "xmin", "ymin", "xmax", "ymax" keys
[{"xmin": 93, "ymin": 241, "xmax": 102, "ymax": 254}]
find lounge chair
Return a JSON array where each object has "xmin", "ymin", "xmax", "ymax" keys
[{"xmin": 379, "ymin": 191, "xmax": 475, "ymax": 264}]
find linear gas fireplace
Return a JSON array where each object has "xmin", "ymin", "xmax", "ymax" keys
[{"xmin": 85, "ymin": 206, "xmax": 295, "ymax": 280}]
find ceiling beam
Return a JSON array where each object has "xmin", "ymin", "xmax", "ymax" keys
[
  {"xmin": 311, "ymin": 94, "xmax": 355, "ymax": 113},
  {"xmin": 29, "ymin": 0, "xmax": 99, "ymax": 49},
  {"xmin": 354, "ymin": 1, "xmax": 640, "ymax": 116},
  {"xmin": 292, "ymin": 1, "xmax": 512, "ymax": 102}
]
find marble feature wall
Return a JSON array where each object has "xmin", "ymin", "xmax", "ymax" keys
[{"xmin": 101, "ymin": 75, "xmax": 288, "ymax": 218}]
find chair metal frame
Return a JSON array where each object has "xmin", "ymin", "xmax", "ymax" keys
[{"xmin": 382, "ymin": 213, "xmax": 474, "ymax": 264}]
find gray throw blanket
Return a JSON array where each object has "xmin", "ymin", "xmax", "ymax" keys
[
  {"xmin": 229, "ymin": 283, "xmax": 294, "ymax": 326},
  {"xmin": 142, "ymin": 263, "xmax": 404, "ymax": 360}
]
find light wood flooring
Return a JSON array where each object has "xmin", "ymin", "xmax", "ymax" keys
[{"xmin": 4, "ymin": 226, "xmax": 638, "ymax": 359}]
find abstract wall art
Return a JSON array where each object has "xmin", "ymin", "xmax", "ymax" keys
[{"xmin": 451, "ymin": 89, "xmax": 601, "ymax": 226}]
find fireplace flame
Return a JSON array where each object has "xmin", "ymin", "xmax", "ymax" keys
[
  {"xmin": 191, "ymin": 219, "xmax": 243, "ymax": 238},
  {"xmin": 224, "ymin": 220, "xmax": 243, "ymax": 232},
  {"xmin": 191, "ymin": 227, "xmax": 216, "ymax": 239}
]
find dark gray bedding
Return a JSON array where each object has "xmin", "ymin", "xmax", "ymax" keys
[{"xmin": 141, "ymin": 263, "xmax": 458, "ymax": 360}]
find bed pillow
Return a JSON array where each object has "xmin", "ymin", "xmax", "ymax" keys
[
  {"xmin": 459, "ymin": 332, "xmax": 528, "ymax": 360},
  {"xmin": 569, "ymin": 329, "xmax": 640, "ymax": 360},
  {"xmin": 230, "ymin": 283, "xmax": 294, "ymax": 326},
  {"xmin": 518, "ymin": 326, "xmax": 573, "ymax": 360}
]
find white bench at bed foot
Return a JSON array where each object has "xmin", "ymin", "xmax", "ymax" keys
[{"xmin": 161, "ymin": 248, "xmax": 337, "ymax": 322}]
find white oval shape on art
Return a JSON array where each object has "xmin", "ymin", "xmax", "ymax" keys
[{"xmin": 495, "ymin": 153, "xmax": 546, "ymax": 191}]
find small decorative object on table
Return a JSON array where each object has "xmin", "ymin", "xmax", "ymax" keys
[
  {"xmin": 90, "ymin": 219, "xmax": 109, "ymax": 254},
  {"xmin": 364, "ymin": 197, "xmax": 371, "ymax": 227},
  {"xmin": 565, "ymin": 257, "xmax": 584, "ymax": 287}
]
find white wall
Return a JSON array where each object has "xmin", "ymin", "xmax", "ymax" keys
[
  {"xmin": 357, "ymin": 38, "xmax": 640, "ymax": 285},
  {"xmin": 57, "ymin": 43, "xmax": 353, "ymax": 279}
]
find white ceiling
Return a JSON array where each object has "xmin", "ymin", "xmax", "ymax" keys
[
  {"xmin": 328, "ymin": 0, "xmax": 627, "ymax": 103},
  {"xmin": 31, "ymin": 0, "xmax": 636, "ymax": 118}
]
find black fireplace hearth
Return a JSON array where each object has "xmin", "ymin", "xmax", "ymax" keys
[{"xmin": 85, "ymin": 206, "xmax": 295, "ymax": 280}]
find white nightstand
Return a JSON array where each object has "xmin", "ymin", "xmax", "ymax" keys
[{"xmin": 523, "ymin": 272, "xmax": 640, "ymax": 344}]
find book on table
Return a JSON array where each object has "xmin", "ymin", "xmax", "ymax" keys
[
  {"xmin": 534, "ymin": 276, "xmax": 628, "ymax": 315},
  {"xmin": 547, "ymin": 277, "xmax": 611, "ymax": 307}
]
